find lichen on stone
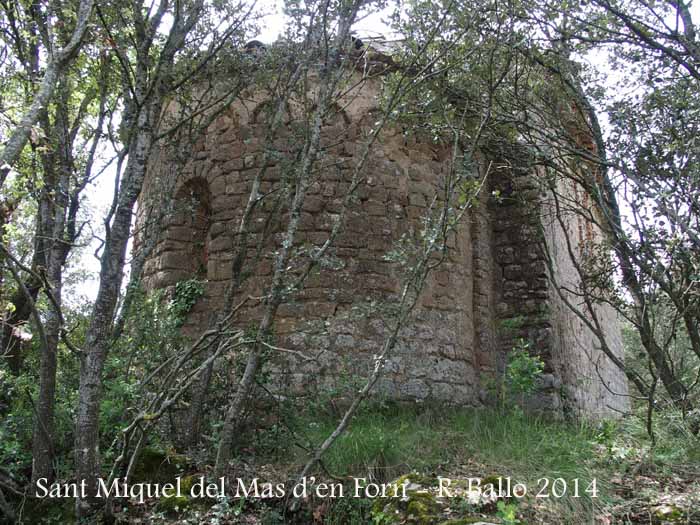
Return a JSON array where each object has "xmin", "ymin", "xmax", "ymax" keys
[{"xmin": 370, "ymin": 472, "xmax": 506, "ymax": 525}]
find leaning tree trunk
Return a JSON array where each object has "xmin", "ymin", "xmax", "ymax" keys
[
  {"xmin": 74, "ymin": 120, "xmax": 154, "ymax": 516},
  {"xmin": 73, "ymin": 4, "xmax": 195, "ymax": 514},
  {"xmin": 213, "ymin": 9, "xmax": 358, "ymax": 470},
  {"xmin": 30, "ymin": 93, "xmax": 75, "ymax": 486},
  {"xmin": 0, "ymin": 216, "xmax": 47, "ymax": 375},
  {"xmin": 30, "ymin": 273, "xmax": 62, "ymax": 486}
]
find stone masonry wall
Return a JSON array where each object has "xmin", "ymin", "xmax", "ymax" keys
[
  {"xmin": 542, "ymin": 175, "xmax": 629, "ymax": 417},
  {"xmin": 136, "ymin": 73, "xmax": 629, "ymax": 417},
  {"xmin": 484, "ymin": 141, "xmax": 629, "ymax": 416}
]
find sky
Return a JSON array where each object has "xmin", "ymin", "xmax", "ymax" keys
[{"xmin": 255, "ymin": 0, "xmax": 396, "ymax": 43}]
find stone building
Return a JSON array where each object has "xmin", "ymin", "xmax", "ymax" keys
[{"xmin": 136, "ymin": 42, "xmax": 629, "ymax": 419}]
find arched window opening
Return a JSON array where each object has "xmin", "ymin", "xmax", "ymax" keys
[{"xmin": 169, "ymin": 177, "xmax": 211, "ymax": 277}]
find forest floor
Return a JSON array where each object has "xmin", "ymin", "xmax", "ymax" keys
[{"xmin": 29, "ymin": 405, "xmax": 700, "ymax": 524}]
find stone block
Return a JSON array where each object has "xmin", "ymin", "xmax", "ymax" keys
[
  {"xmin": 527, "ymin": 260, "xmax": 547, "ymax": 277},
  {"xmin": 207, "ymin": 259, "xmax": 232, "ymax": 281},
  {"xmin": 213, "ymin": 141, "xmax": 243, "ymax": 162},
  {"xmin": 159, "ymin": 251, "xmax": 191, "ymax": 270},
  {"xmin": 409, "ymin": 193, "xmax": 426, "ymax": 207},
  {"xmin": 302, "ymin": 196, "xmax": 325, "ymax": 213},
  {"xmin": 222, "ymin": 158, "xmax": 244, "ymax": 173},
  {"xmin": 399, "ymin": 380, "xmax": 430, "ymax": 400},
  {"xmin": 503, "ymin": 264, "xmax": 522, "ymax": 280},
  {"xmin": 496, "ymin": 246, "xmax": 515, "ymax": 264}
]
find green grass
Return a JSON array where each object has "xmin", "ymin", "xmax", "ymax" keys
[
  {"xmin": 297, "ymin": 404, "xmax": 600, "ymax": 476},
  {"xmin": 291, "ymin": 403, "xmax": 610, "ymax": 521},
  {"xmin": 270, "ymin": 401, "xmax": 700, "ymax": 523}
]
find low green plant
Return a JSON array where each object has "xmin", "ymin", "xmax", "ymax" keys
[
  {"xmin": 169, "ymin": 278, "xmax": 206, "ymax": 324},
  {"xmin": 324, "ymin": 496, "xmax": 373, "ymax": 525},
  {"xmin": 499, "ymin": 315, "xmax": 526, "ymax": 334},
  {"xmin": 453, "ymin": 495, "xmax": 476, "ymax": 515},
  {"xmin": 312, "ymin": 412, "xmax": 404, "ymax": 483},
  {"xmin": 260, "ymin": 507, "xmax": 285, "ymax": 525},
  {"xmin": 496, "ymin": 500, "xmax": 520, "ymax": 524},
  {"xmin": 505, "ymin": 338, "xmax": 544, "ymax": 401}
]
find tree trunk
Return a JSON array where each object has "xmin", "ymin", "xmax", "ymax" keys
[
  {"xmin": 1, "ymin": 284, "xmax": 41, "ymax": 375},
  {"xmin": 30, "ymin": 283, "xmax": 60, "ymax": 486},
  {"xmin": 74, "ymin": 119, "xmax": 154, "ymax": 517},
  {"xmin": 1, "ymin": 216, "xmax": 47, "ymax": 375},
  {"xmin": 31, "ymin": 90, "xmax": 74, "ymax": 486},
  {"xmin": 214, "ymin": 44, "xmax": 339, "ymax": 474}
]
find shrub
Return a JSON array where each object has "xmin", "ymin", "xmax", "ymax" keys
[{"xmin": 505, "ymin": 339, "xmax": 544, "ymax": 401}]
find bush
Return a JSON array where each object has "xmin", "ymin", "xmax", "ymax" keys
[{"xmin": 505, "ymin": 339, "xmax": 544, "ymax": 401}]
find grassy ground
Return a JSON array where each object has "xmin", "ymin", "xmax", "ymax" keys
[
  {"xmin": 279, "ymin": 403, "xmax": 700, "ymax": 524},
  {"xmin": 28, "ymin": 403, "xmax": 700, "ymax": 524},
  {"xmin": 290, "ymin": 405, "xmax": 609, "ymax": 522}
]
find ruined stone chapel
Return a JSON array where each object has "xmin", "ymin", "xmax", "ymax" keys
[{"xmin": 136, "ymin": 40, "xmax": 629, "ymax": 419}]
